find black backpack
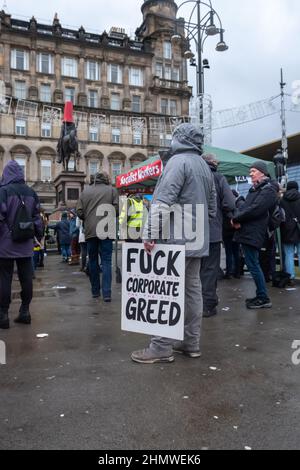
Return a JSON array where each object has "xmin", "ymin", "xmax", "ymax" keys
[
  {"xmin": 268, "ymin": 204, "xmax": 285, "ymax": 232},
  {"xmin": 10, "ymin": 193, "xmax": 35, "ymax": 242}
]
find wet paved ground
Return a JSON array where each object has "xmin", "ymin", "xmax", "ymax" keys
[{"xmin": 0, "ymin": 253, "xmax": 300, "ymax": 450}]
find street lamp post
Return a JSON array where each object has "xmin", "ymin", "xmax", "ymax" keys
[
  {"xmin": 172, "ymin": 0, "xmax": 228, "ymax": 97},
  {"xmin": 171, "ymin": 0, "xmax": 228, "ymax": 137},
  {"xmin": 273, "ymin": 69, "xmax": 289, "ymax": 188}
]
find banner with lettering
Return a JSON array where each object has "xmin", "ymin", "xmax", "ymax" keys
[
  {"xmin": 116, "ymin": 160, "xmax": 162, "ymax": 189},
  {"xmin": 122, "ymin": 243, "xmax": 185, "ymax": 340}
]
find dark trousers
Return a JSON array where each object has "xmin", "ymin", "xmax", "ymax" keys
[
  {"xmin": 0, "ymin": 258, "xmax": 33, "ymax": 310},
  {"xmin": 38, "ymin": 250, "xmax": 44, "ymax": 267},
  {"xmin": 242, "ymin": 244, "xmax": 269, "ymax": 300},
  {"xmin": 223, "ymin": 237, "xmax": 241, "ymax": 276},
  {"xmin": 80, "ymin": 242, "xmax": 88, "ymax": 270},
  {"xmin": 259, "ymin": 235, "xmax": 276, "ymax": 282},
  {"xmin": 87, "ymin": 238, "xmax": 113, "ymax": 298},
  {"xmin": 71, "ymin": 237, "xmax": 80, "ymax": 256},
  {"xmin": 200, "ymin": 242, "xmax": 221, "ymax": 312}
]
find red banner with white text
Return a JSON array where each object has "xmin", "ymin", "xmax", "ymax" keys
[{"xmin": 116, "ymin": 160, "xmax": 162, "ymax": 189}]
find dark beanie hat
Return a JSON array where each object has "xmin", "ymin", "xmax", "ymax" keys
[
  {"xmin": 250, "ymin": 160, "xmax": 269, "ymax": 177},
  {"xmin": 287, "ymin": 181, "xmax": 299, "ymax": 191}
]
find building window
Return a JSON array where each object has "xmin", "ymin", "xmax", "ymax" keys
[
  {"xmin": 62, "ymin": 57, "xmax": 78, "ymax": 78},
  {"xmin": 65, "ymin": 87, "xmax": 75, "ymax": 104},
  {"xmin": 161, "ymin": 98, "xmax": 168, "ymax": 115},
  {"xmin": 88, "ymin": 161, "xmax": 99, "ymax": 176},
  {"xmin": 163, "ymin": 41, "xmax": 172, "ymax": 60},
  {"xmin": 132, "ymin": 95, "xmax": 141, "ymax": 113},
  {"xmin": 172, "ymin": 67, "xmax": 180, "ymax": 81},
  {"xmin": 112, "ymin": 162, "xmax": 122, "ymax": 179},
  {"xmin": 170, "ymin": 99, "xmax": 177, "ymax": 116},
  {"xmin": 88, "ymin": 90, "xmax": 98, "ymax": 108},
  {"xmin": 133, "ymin": 132, "xmax": 142, "ymax": 146},
  {"xmin": 164, "ymin": 66, "xmax": 171, "ymax": 80},
  {"xmin": 67, "ymin": 188, "xmax": 79, "ymax": 200},
  {"xmin": 129, "ymin": 67, "xmax": 143, "ymax": 87},
  {"xmin": 11, "ymin": 49, "xmax": 29, "ymax": 70},
  {"xmin": 14, "ymin": 81, "xmax": 26, "ymax": 100},
  {"xmin": 89, "ymin": 127, "xmax": 99, "ymax": 142},
  {"xmin": 111, "ymin": 93, "xmax": 120, "ymax": 111},
  {"xmin": 41, "ymin": 122, "xmax": 51, "ymax": 138},
  {"xmin": 156, "ymin": 62, "xmax": 163, "ymax": 78},
  {"xmin": 40, "ymin": 84, "xmax": 52, "ymax": 103},
  {"xmin": 111, "ymin": 128, "xmax": 121, "ymax": 144},
  {"xmin": 108, "ymin": 64, "xmax": 122, "ymax": 84},
  {"xmin": 41, "ymin": 159, "xmax": 52, "ymax": 181},
  {"xmin": 15, "ymin": 157, "xmax": 26, "ymax": 179},
  {"xmin": 16, "ymin": 119, "xmax": 26, "ymax": 136},
  {"xmin": 160, "ymin": 99, "xmax": 177, "ymax": 115},
  {"xmin": 160, "ymin": 133, "xmax": 172, "ymax": 147},
  {"xmin": 37, "ymin": 53, "xmax": 54, "ymax": 74},
  {"xmin": 85, "ymin": 60, "xmax": 100, "ymax": 81}
]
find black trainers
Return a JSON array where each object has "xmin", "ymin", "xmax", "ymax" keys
[
  {"xmin": 14, "ymin": 306, "xmax": 31, "ymax": 324},
  {"xmin": 246, "ymin": 296, "xmax": 258, "ymax": 306},
  {"xmin": 247, "ymin": 298, "xmax": 272, "ymax": 309},
  {"xmin": 203, "ymin": 308, "xmax": 217, "ymax": 318}
]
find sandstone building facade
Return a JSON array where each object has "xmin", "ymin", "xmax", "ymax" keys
[{"xmin": 0, "ymin": 0, "xmax": 191, "ymax": 213}]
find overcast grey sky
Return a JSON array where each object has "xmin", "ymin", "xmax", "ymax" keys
[{"xmin": 3, "ymin": 0, "xmax": 300, "ymax": 152}]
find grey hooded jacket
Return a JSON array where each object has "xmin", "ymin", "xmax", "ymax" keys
[{"xmin": 143, "ymin": 124, "xmax": 217, "ymax": 257}]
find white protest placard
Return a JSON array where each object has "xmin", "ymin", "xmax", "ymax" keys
[{"xmin": 122, "ymin": 243, "xmax": 185, "ymax": 340}]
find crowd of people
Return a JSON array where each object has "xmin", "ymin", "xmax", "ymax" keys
[{"xmin": 1, "ymin": 124, "xmax": 300, "ymax": 368}]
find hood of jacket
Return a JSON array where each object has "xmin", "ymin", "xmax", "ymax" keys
[
  {"xmin": 283, "ymin": 188, "xmax": 300, "ymax": 202},
  {"xmin": 94, "ymin": 172, "xmax": 110, "ymax": 185},
  {"xmin": 1, "ymin": 160, "xmax": 25, "ymax": 186},
  {"xmin": 170, "ymin": 123, "xmax": 204, "ymax": 156}
]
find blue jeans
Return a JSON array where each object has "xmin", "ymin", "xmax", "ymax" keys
[
  {"xmin": 242, "ymin": 244, "xmax": 269, "ymax": 300},
  {"xmin": 32, "ymin": 251, "xmax": 40, "ymax": 270},
  {"xmin": 283, "ymin": 243, "xmax": 300, "ymax": 279},
  {"xmin": 60, "ymin": 244, "xmax": 71, "ymax": 261},
  {"xmin": 87, "ymin": 238, "xmax": 113, "ymax": 298}
]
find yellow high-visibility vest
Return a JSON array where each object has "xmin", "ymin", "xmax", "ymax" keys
[{"xmin": 119, "ymin": 198, "xmax": 144, "ymax": 228}]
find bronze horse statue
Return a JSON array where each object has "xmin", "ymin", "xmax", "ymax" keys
[{"xmin": 56, "ymin": 122, "xmax": 81, "ymax": 172}]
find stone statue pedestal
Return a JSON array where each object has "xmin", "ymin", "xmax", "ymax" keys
[{"xmin": 53, "ymin": 171, "xmax": 86, "ymax": 209}]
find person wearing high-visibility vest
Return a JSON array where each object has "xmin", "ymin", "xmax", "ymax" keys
[{"xmin": 119, "ymin": 194, "xmax": 145, "ymax": 242}]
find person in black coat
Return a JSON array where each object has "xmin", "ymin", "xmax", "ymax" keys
[
  {"xmin": 223, "ymin": 189, "xmax": 241, "ymax": 279},
  {"xmin": 232, "ymin": 161, "xmax": 278, "ymax": 309},
  {"xmin": 200, "ymin": 154, "xmax": 236, "ymax": 317},
  {"xmin": 280, "ymin": 181, "xmax": 300, "ymax": 284}
]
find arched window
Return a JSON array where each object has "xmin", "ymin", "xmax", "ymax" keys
[
  {"xmin": 10, "ymin": 145, "xmax": 31, "ymax": 182},
  {"xmin": 84, "ymin": 150, "xmax": 104, "ymax": 179},
  {"xmin": 107, "ymin": 152, "xmax": 126, "ymax": 180}
]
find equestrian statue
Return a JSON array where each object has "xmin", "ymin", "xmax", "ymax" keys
[{"xmin": 56, "ymin": 101, "xmax": 81, "ymax": 172}]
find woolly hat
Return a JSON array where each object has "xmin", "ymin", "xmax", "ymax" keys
[
  {"xmin": 287, "ymin": 181, "xmax": 299, "ymax": 191},
  {"xmin": 250, "ymin": 160, "xmax": 269, "ymax": 177}
]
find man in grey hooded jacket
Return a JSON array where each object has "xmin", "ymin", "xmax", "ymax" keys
[{"xmin": 131, "ymin": 123, "xmax": 216, "ymax": 364}]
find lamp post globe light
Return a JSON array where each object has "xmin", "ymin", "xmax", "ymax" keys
[
  {"xmin": 171, "ymin": 0, "xmax": 228, "ymax": 140},
  {"xmin": 171, "ymin": 0, "xmax": 228, "ymax": 96}
]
